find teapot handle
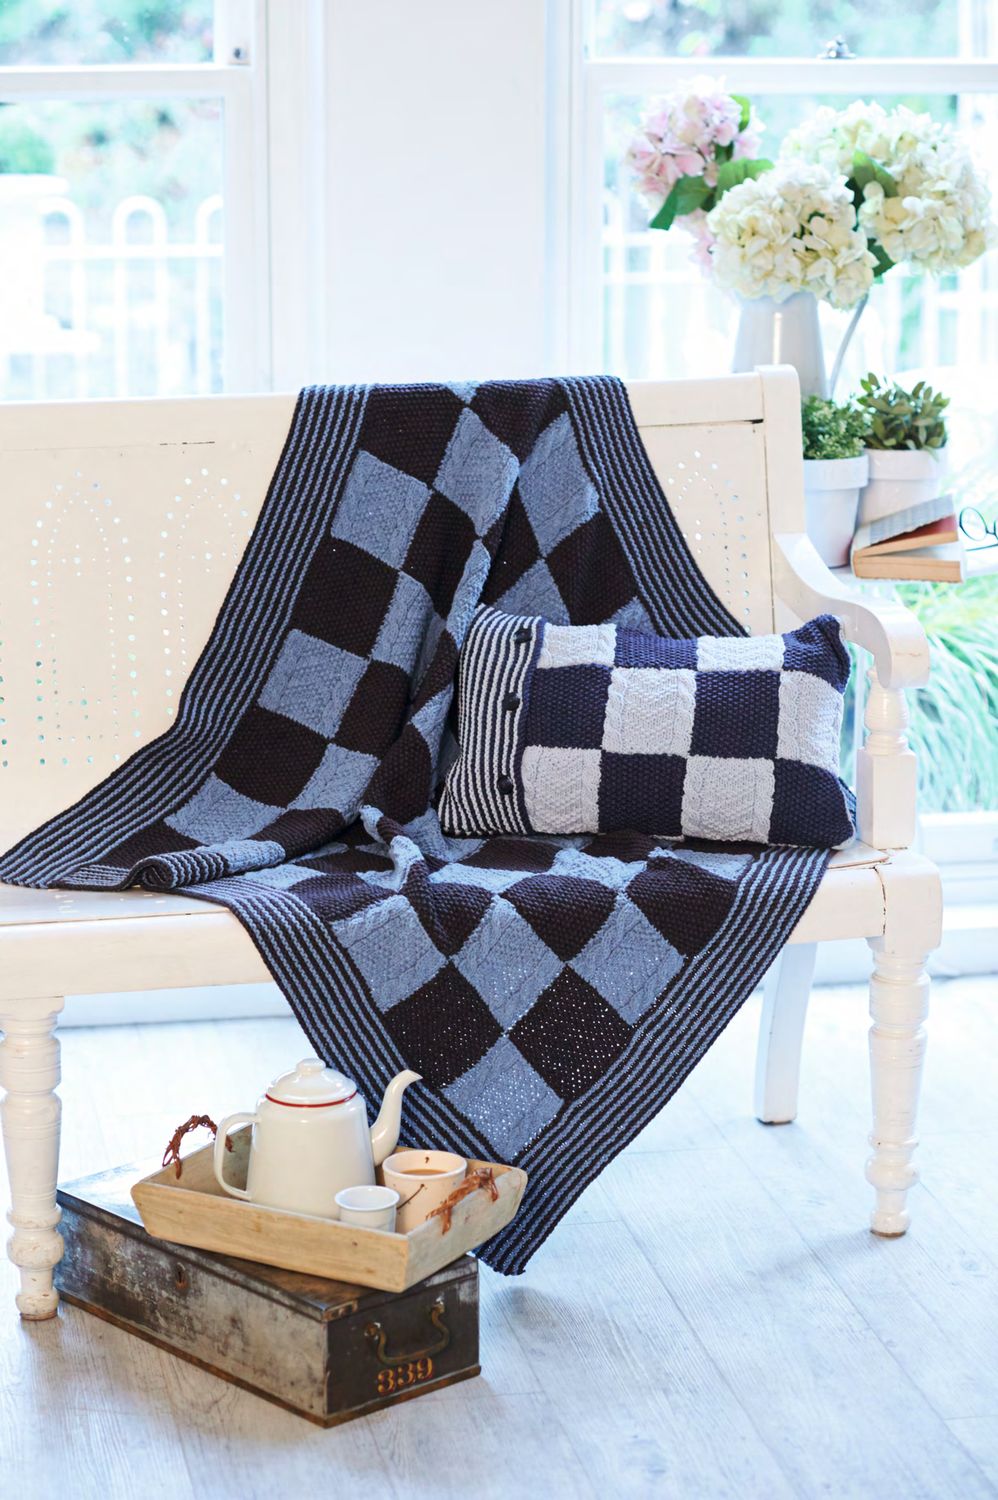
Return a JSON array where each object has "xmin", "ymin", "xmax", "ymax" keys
[{"xmin": 213, "ymin": 1112, "xmax": 257, "ymax": 1200}]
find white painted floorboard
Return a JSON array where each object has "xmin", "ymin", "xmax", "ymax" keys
[{"xmin": 2, "ymin": 977, "xmax": 997, "ymax": 1500}]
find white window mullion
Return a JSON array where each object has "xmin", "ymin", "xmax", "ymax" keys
[
  {"xmin": 217, "ymin": 0, "xmax": 271, "ymax": 391},
  {"xmin": 0, "ymin": 7, "xmax": 272, "ymax": 396},
  {"xmin": 0, "ymin": 64, "xmax": 238, "ymax": 99},
  {"xmin": 261, "ymin": 0, "xmax": 328, "ymax": 388},
  {"xmin": 585, "ymin": 56, "xmax": 998, "ymax": 94}
]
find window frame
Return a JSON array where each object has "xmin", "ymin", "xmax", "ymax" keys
[
  {"xmin": 567, "ymin": 0, "xmax": 998, "ymax": 372},
  {"xmin": 0, "ymin": 0, "xmax": 276, "ymax": 393}
]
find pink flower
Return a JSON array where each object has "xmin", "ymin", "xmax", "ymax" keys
[
  {"xmin": 683, "ymin": 208, "xmax": 717, "ymax": 272},
  {"xmin": 624, "ymin": 79, "xmax": 765, "ymax": 217}
]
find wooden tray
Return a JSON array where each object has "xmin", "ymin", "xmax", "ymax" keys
[{"xmin": 131, "ymin": 1128, "xmax": 526, "ymax": 1293}]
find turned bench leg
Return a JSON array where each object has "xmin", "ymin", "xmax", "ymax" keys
[
  {"xmin": 865, "ymin": 940, "xmax": 929, "ymax": 1237},
  {"xmin": 0, "ymin": 996, "xmax": 65, "ymax": 1319},
  {"xmin": 754, "ymin": 942, "xmax": 817, "ymax": 1125}
]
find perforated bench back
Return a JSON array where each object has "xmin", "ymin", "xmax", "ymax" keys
[{"xmin": 0, "ymin": 370, "xmax": 803, "ymax": 846}]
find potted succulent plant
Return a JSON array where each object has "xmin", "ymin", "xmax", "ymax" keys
[
  {"xmin": 800, "ymin": 395, "xmax": 869, "ymax": 566},
  {"xmin": 856, "ymin": 374, "xmax": 950, "ymax": 523}
]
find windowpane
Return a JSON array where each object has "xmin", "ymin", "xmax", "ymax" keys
[
  {"xmin": 0, "ymin": 1, "xmax": 213, "ymax": 66},
  {"xmin": 592, "ymin": 0, "xmax": 993, "ymax": 58},
  {"xmin": 0, "ymin": 98, "xmax": 224, "ymax": 399}
]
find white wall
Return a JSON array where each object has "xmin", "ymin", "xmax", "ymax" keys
[{"xmin": 320, "ymin": 0, "xmax": 552, "ymax": 382}]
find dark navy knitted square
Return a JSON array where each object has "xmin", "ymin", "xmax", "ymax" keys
[
  {"xmin": 780, "ymin": 613, "xmax": 850, "ymax": 687},
  {"xmin": 598, "ymin": 752, "xmax": 686, "ymax": 834},
  {"xmin": 614, "ymin": 626, "xmax": 698, "ymax": 671},
  {"xmin": 439, "ymin": 605, "xmax": 855, "ymax": 847},
  {"xmin": 690, "ymin": 670, "xmax": 780, "ymax": 759},
  {"xmin": 527, "ymin": 664, "xmax": 611, "ymax": 749}
]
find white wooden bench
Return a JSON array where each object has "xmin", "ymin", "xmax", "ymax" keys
[{"xmin": 0, "ymin": 367, "xmax": 942, "ymax": 1319}]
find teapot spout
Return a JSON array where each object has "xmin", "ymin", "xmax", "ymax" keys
[{"xmin": 370, "ymin": 1070, "xmax": 421, "ymax": 1167}]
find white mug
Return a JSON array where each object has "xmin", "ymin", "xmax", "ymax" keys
[
  {"xmin": 381, "ymin": 1149, "xmax": 467, "ymax": 1234},
  {"xmin": 334, "ymin": 1185, "xmax": 399, "ymax": 1233}
]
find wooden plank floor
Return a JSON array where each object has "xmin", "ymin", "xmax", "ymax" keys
[{"xmin": 2, "ymin": 975, "xmax": 997, "ymax": 1500}]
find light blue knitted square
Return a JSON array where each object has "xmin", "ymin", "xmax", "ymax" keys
[
  {"xmin": 571, "ymin": 893, "xmax": 683, "ymax": 1024},
  {"xmin": 443, "ymin": 1036, "xmax": 562, "ymax": 1159},
  {"xmin": 372, "ymin": 572, "xmax": 436, "ymax": 673},
  {"xmin": 330, "ymin": 893, "xmax": 445, "ymax": 1011},
  {"xmin": 551, "ymin": 845, "xmax": 647, "ymax": 890},
  {"xmin": 258, "ymin": 628, "xmax": 366, "ymax": 738},
  {"xmin": 291, "ymin": 742, "xmax": 378, "ymax": 814},
  {"xmin": 429, "ymin": 862, "xmax": 524, "ymax": 894},
  {"xmin": 331, "ymin": 450, "xmax": 429, "ymax": 567},
  {"xmin": 165, "ymin": 774, "xmax": 282, "ymax": 844},
  {"xmin": 452, "ymin": 896, "xmax": 564, "ymax": 1029},
  {"xmin": 518, "ymin": 413, "xmax": 599, "ymax": 555},
  {"xmin": 494, "ymin": 559, "xmax": 569, "ymax": 624},
  {"xmin": 435, "ymin": 408, "xmax": 519, "ymax": 534}
]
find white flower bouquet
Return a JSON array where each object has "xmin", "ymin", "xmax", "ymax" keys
[
  {"xmin": 707, "ymin": 160, "xmax": 876, "ymax": 310},
  {"xmin": 625, "ymin": 91, "xmax": 995, "ymax": 304},
  {"xmin": 781, "ymin": 101, "xmax": 995, "ymax": 276}
]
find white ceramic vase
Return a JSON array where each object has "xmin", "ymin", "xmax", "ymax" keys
[
  {"xmin": 803, "ymin": 453, "xmax": 869, "ymax": 568},
  {"xmin": 732, "ymin": 291, "xmax": 828, "ymax": 397},
  {"xmin": 859, "ymin": 447, "xmax": 948, "ymax": 525}
]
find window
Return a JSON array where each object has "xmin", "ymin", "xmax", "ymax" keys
[
  {"xmin": 0, "ymin": 1, "xmax": 267, "ymax": 400},
  {"xmin": 572, "ymin": 1, "xmax": 998, "ymax": 838}
]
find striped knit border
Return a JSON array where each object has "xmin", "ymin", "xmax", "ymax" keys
[
  {"xmin": 436, "ymin": 606, "xmax": 539, "ymax": 837},
  {"xmin": 0, "ymin": 385, "xmax": 369, "ymax": 887},
  {"xmin": 561, "ymin": 378, "xmax": 744, "ymax": 641}
]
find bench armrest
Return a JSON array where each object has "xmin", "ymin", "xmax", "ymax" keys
[
  {"xmin": 773, "ymin": 532, "xmax": 930, "ymax": 849},
  {"xmin": 773, "ymin": 532, "xmax": 930, "ymax": 691}
]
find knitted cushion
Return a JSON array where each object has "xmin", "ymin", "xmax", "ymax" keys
[{"xmin": 439, "ymin": 605, "xmax": 854, "ymax": 846}]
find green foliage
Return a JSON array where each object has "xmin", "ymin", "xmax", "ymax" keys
[
  {"xmin": 716, "ymin": 157, "xmax": 774, "ymax": 192},
  {"xmin": 850, "ymin": 148, "xmax": 897, "ymax": 200},
  {"xmin": 857, "ymin": 373, "xmax": 950, "ymax": 451},
  {"xmin": 898, "ymin": 578, "xmax": 998, "ymax": 813},
  {"xmin": 800, "ymin": 396, "xmax": 867, "ymax": 460},
  {"xmin": 0, "ymin": 112, "xmax": 55, "ymax": 174},
  {"xmin": 0, "ymin": 1, "xmax": 211, "ymax": 66},
  {"xmin": 649, "ymin": 155, "xmax": 773, "ymax": 232},
  {"xmin": 649, "ymin": 175, "xmax": 711, "ymax": 232},
  {"xmin": 839, "ymin": 577, "xmax": 998, "ymax": 814}
]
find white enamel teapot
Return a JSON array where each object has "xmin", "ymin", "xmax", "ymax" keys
[{"xmin": 213, "ymin": 1059, "xmax": 421, "ymax": 1219}]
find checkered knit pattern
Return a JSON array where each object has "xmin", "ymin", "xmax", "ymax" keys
[
  {"xmin": 1, "ymin": 378, "xmax": 833, "ymax": 1273},
  {"xmin": 440, "ymin": 606, "xmax": 854, "ymax": 847}
]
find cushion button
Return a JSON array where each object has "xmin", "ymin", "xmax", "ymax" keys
[
  {"xmin": 497, "ymin": 775, "xmax": 514, "ymax": 795},
  {"xmin": 503, "ymin": 692, "xmax": 520, "ymax": 711},
  {"xmin": 514, "ymin": 628, "xmax": 531, "ymax": 645}
]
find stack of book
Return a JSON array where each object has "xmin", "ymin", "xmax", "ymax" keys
[{"xmin": 851, "ymin": 493, "xmax": 964, "ymax": 581}]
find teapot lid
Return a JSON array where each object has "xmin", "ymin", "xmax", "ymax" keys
[{"xmin": 265, "ymin": 1058, "xmax": 356, "ymax": 1107}]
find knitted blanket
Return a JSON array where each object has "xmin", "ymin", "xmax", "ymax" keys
[{"xmin": 1, "ymin": 378, "xmax": 831, "ymax": 1272}]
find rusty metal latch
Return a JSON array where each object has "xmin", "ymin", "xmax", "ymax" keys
[{"xmin": 364, "ymin": 1296, "xmax": 451, "ymax": 1366}]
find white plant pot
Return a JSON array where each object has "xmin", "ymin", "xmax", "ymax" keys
[
  {"xmin": 803, "ymin": 453, "xmax": 868, "ymax": 568},
  {"xmin": 732, "ymin": 291, "xmax": 828, "ymax": 398},
  {"xmin": 859, "ymin": 446, "xmax": 948, "ymax": 525}
]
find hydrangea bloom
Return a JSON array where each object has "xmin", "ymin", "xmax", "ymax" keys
[
  {"xmin": 706, "ymin": 161, "xmax": 876, "ymax": 309},
  {"xmin": 624, "ymin": 77, "xmax": 762, "ymax": 205},
  {"xmin": 781, "ymin": 102, "xmax": 995, "ymax": 273}
]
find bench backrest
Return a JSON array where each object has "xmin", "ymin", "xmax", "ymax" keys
[{"xmin": 0, "ymin": 368, "xmax": 804, "ymax": 846}]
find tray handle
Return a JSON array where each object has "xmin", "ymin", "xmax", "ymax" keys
[
  {"xmin": 364, "ymin": 1295, "xmax": 450, "ymax": 1365},
  {"xmin": 213, "ymin": 1112, "xmax": 256, "ymax": 1200}
]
